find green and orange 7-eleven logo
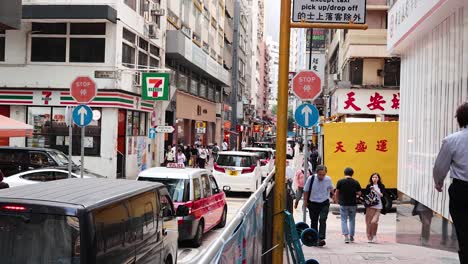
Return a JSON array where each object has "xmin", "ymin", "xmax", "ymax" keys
[{"xmin": 142, "ymin": 73, "xmax": 170, "ymax": 101}]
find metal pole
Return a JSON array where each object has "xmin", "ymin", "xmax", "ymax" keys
[
  {"xmin": 81, "ymin": 126, "xmax": 84, "ymax": 178},
  {"xmin": 272, "ymin": 0, "xmax": 291, "ymax": 262},
  {"xmin": 303, "ymin": 28, "xmax": 314, "ymax": 222},
  {"xmin": 68, "ymin": 107, "xmax": 73, "ymax": 179}
]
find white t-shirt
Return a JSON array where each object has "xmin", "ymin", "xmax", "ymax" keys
[
  {"xmin": 370, "ymin": 184, "xmax": 383, "ymax": 210},
  {"xmin": 198, "ymin": 148, "xmax": 207, "ymax": 159},
  {"xmin": 177, "ymin": 153, "xmax": 186, "ymax": 164},
  {"xmin": 222, "ymin": 142, "xmax": 228, "ymax": 151}
]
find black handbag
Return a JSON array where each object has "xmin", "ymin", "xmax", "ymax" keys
[{"xmin": 364, "ymin": 190, "xmax": 379, "ymax": 207}]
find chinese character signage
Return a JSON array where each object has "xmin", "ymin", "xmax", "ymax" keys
[
  {"xmin": 306, "ymin": 53, "xmax": 326, "ymax": 82},
  {"xmin": 142, "ymin": 73, "xmax": 170, "ymax": 101},
  {"xmin": 324, "ymin": 122, "xmax": 398, "ymax": 189},
  {"xmin": 331, "ymin": 89, "xmax": 400, "ymax": 115},
  {"xmin": 292, "ymin": 0, "xmax": 367, "ymax": 24}
]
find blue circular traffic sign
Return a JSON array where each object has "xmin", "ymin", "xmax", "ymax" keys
[
  {"xmin": 294, "ymin": 103, "xmax": 319, "ymax": 128},
  {"xmin": 73, "ymin": 104, "xmax": 93, "ymax": 127}
]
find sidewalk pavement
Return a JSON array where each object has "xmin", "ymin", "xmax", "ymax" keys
[{"xmin": 291, "ymin": 203, "xmax": 459, "ymax": 264}]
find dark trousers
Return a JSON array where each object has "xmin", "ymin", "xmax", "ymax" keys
[
  {"xmin": 450, "ymin": 179, "xmax": 468, "ymax": 264},
  {"xmin": 307, "ymin": 200, "xmax": 330, "ymax": 240}
]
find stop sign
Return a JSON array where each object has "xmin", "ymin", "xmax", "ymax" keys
[
  {"xmin": 292, "ymin": 71, "xmax": 322, "ymax": 100},
  {"xmin": 71, "ymin": 76, "xmax": 96, "ymax": 103}
]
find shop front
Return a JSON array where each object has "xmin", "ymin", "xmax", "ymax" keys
[
  {"xmin": 0, "ymin": 89, "xmax": 155, "ymax": 179},
  {"xmin": 175, "ymin": 91, "xmax": 216, "ymax": 146}
]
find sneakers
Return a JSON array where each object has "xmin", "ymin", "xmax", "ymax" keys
[
  {"xmin": 317, "ymin": 239, "xmax": 326, "ymax": 247},
  {"xmin": 350, "ymin": 236, "xmax": 355, "ymax": 242},
  {"xmin": 344, "ymin": 236, "xmax": 350, "ymax": 244}
]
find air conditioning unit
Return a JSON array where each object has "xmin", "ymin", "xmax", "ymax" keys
[
  {"xmin": 151, "ymin": 4, "xmax": 165, "ymax": 17},
  {"xmin": 133, "ymin": 72, "xmax": 142, "ymax": 87},
  {"xmin": 148, "ymin": 25, "xmax": 160, "ymax": 39}
]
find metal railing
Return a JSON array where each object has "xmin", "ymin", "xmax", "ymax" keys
[{"xmin": 180, "ymin": 168, "xmax": 276, "ymax": 264}]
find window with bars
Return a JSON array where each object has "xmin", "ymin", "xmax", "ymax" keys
[{"xmin": 122, "ymin": 27, "xmax": 161, "ymax": 70}]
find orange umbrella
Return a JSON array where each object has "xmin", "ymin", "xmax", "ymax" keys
[{"xmin": 0, "ymin": 115, "xmax": 33, "ymax": 138}]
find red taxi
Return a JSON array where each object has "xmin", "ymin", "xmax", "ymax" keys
[{"xmin": 137, "ymin": 164, "xmax": 227, "ymax": 247}]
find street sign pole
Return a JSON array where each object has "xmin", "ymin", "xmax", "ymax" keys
[
  {"xmin": 66, "ymin": 106, "xmax": 73, "ymax": 179},
  {"xmin": 303, "ymin": 128, "xmax": 308, "ymax": 223},
  {"xmin": 272, "ymin": 0, "xmax": 291, "ymax": 262},
  {"xmin": 274, "ymin": 0, "xmax": 368, "ymax": 262},
  {"xmin": 81, "ymin": 126, "xmax": 84, "ymax": 178}
]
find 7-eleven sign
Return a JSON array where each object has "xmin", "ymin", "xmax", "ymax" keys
[{"xmin": 142, "ymin": 73, "xmax": 170, "ymax": 101}]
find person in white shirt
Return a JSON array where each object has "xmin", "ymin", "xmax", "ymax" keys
[
  {"xmin": 176, "ymin": 148, "xmax": 186, "ymax": 165},
  {"xmin": 197, "ymin": 146, "xmax": 207, "ymax": 168},
  {"xmin": 241, "ymin": 140, "xmax": 247, "ymax": 149},
  {"xmin": 222, "ymin": 140, "xmax": 228, "ymax": 151}
]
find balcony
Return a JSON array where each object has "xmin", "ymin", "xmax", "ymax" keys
[{"xmin": 340, "ymin": 29, "xmax": 390, "ymax": 62}]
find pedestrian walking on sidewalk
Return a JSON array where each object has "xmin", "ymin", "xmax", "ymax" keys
[
  {"xmin": 197, "ymin": 145, "xmax": 208, "ymax": 169},
  {"xmin": 294, "ymin": 164, "xmax": 312, "ymax": 210},
  {"xmin": 364, "ymin": 172, "xmax": 386, "ymax": 243},
  {"xmin": 212, "ymin": 142, "xmax": 220, "ymax": 162},
  {"xmin": 433, "ymin": 102, "xmax": 468, "ymax": 264},
  {"xmin": 303, "ymin": 165, "xmax": 334, "ymax": 247},
  {"xmin": 334, "ymin": 167, "xmax": 362, "ymax": 243}
]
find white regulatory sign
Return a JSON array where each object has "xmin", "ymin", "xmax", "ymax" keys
[{"xmin": 292, "ymin": 0, "xmax": 367, "ymax": 24}]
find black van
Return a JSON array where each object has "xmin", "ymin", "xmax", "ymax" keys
[
  {"xmin": 0, "ymin": 147, "xmax": 101, "ymax": 177},
  {"xmin": 0, "ymin": 178, "xmax": 178, "ymax": 264}
]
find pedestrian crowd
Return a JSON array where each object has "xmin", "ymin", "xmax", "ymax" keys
[
  {"xmin": 163, "ymin": 140, "xmax": 227, "ymax": 168},
  {"xmin": 293, "ymin": 161, "xmax": 392, "ymax": 246}
]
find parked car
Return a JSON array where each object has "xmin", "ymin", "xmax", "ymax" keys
[
  {"xmin": 0, "ymin": 147, "xmax": 102, "ymax": 177},
  {"xmin": 241, "ymin": 147, "xmax": 275, "ymax": 178},
  {"xmin": 0, "ymin": 178, "xmax": 178, "ymax": 264},
  {"xmin": 213, "ymin": 151, "xmax": 262, "ymax": 193},
  {"xmin": 253, "ymin": 141, "xmax": 276, "ymax": 149},
  {"xmin": 3, "ymin": 168, "xmax": 105, "ymax": 188},
  {"xmin": 137, "ymin": 165, "xmax": 227, "ymax": 247}
]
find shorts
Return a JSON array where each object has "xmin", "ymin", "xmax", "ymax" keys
[{"xmin": 295, "ymin": 187, "xmax": 304, "ymax": 200}]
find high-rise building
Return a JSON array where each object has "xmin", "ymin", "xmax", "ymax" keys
[
  {"xmin": 229, "ymin": 0, "xmax": 253, "ymax": 148},
  {"xmin": 0, "ymin": 0, "xmax": 168, "ymax": 179},
  {"xmin": 165, "ymin": 0, "xmax": 231, "ymax": 147},
  {"xmin": 266, "ymin": 36, "xmax": 279, "ymax": 107}
]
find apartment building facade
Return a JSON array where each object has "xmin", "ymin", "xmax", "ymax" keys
[
  {"xmin": 0, "ymin": 0, "xmax": 168, "ymax": 179},
  {"xmin": 326, "ymin": 0, "xmax": 400, "ymax": 122},
  {"xmin": 165, "ymin": 0, "xmax": 231, "ymax": 147},
  {"xmin": 229, "ymin": 0, "xmax": 253, "ymax": 148}
]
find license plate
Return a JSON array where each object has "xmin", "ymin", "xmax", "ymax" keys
[{"xmin": 227, "ymin": 170, "xmax": 238, "ymax": 176}]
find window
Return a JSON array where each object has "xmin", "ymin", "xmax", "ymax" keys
[
  {"xmin": 160, "ymin": 193, "xmax": 175, "ymax": 221},
  {"xmin": 122, "ymin": 28, "xmax": 160, "ymax": 70},
  {"xmin": 201, "ymin": 174, "xmax": 212, "ymax": 197},
  {"xmin": 21, "ymin": 171, "xmax": 54, "ymax": 182},
  {"xmin": 0, "ymin": 30, "xmax": 5, "ymax": 61},
  {"xmin": 126, "ymin": 111, "xmax": 148, "ymax": 136},
  {"xmin": 384, "ymin": 58, "xmax": 401, "ymax": 86},
  {"xmin": 94, "ymin": 201, "xmax": 133, "ymax": 263},
  {"xmin": 209, "ymin": 175, "xmax": 220, "ymax": 194},
  {"xmin": 192, "ymin": 178, "xmax": 202, "ymax": 200},
  {"xmin": 190, "ymin": 75, "xmax": 199, "ymax": 95},
  {"xmin": 216, "ymin": 155, "xmax": 253, "ymax": 167},
  {"xmin": 31, "ymin": 23, "xmax": 105, "ymax": 63},
  {"xmin": 0, "ymin": 214, "xmax": 80, "ymax": 263},
  {"xmin": 29, "ymin": 152, "xmax": 51, "ymax": 166},
  {"xmin": 124, "ymin": 0, "xmax": 137, "ymax": 10},
  {"xmin": 138, "ymin": 178, "xmax": 189, "ymax": 202},
  {"xmin": 129, "ymin": 192, "xmax": 158, "ymax": 241},
  {"xmin": 26, "ymin": 106, "xmax": 101, "ymax": 156},
  {"xmin": 349, "ymin": 58, "xmax": 363, "ymax": 85}
]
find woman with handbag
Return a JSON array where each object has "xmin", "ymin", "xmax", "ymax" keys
[{"xmin": 364, "ymin": 172, "xmax": 386, "ymax": 243}]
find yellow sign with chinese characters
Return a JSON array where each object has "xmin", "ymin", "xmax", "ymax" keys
[{"xmin": 323, "ymin": 122, "xmax": 398, "ymax": 190}]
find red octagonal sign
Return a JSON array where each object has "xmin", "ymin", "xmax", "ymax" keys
[
  {"xmin": 71, "ymin": 76, "xmax": 97, "ymax": 103},
  {"xmin": 292, "ymin": 71, "xmax": 322, "ymax": 100}
]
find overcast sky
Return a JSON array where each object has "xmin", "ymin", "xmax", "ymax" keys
[{"xmin": 265, "ymin": 0, "xmax": 281, "ymax": 42}]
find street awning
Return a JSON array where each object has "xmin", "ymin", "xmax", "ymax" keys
[{"xmin": 0, "ymin": 115, "xmax": 33, "ymax": 138}]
